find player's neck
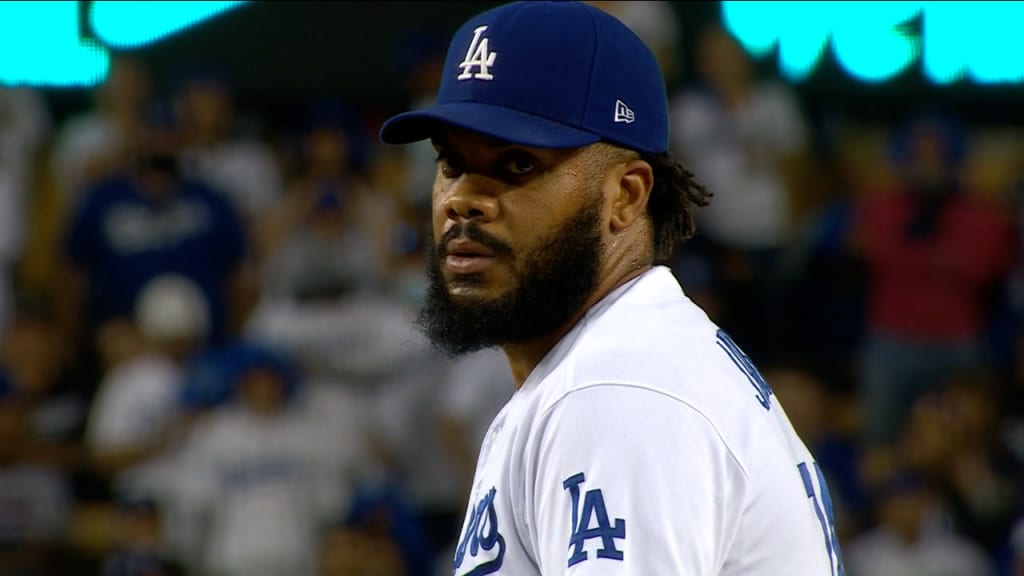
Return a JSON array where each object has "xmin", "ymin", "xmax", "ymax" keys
[{"xmin": 502, "ymin": 263, "xmax": 653, "ymax": 389}]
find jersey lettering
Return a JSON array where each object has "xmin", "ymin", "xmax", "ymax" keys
[
  {"xmin": 563, "ymin": 472, "xmax": 626, "ymax": 567},
  {"xmin": 105, "ymin": 200, "xmax": 211, "ymax": 255},
  {"xmin": 716, "ymin": 329, "xmax": 773, "ymax": 410},
  {"xmin": 798, "ymin": 462, "xmax": 845, "ymax": 576},
  {"xmin": 454, "ymin": 486, "xmax": 506, "ymax": 576},
  {"xmin": 457, "ymin": 25, "xmax": 497, "ymax": 80}
]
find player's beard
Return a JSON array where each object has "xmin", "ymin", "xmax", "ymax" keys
[{"xmin": 419, "ymin": 196, "xmax": 604, "ymax": 357}]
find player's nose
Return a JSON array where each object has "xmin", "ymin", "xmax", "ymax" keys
[{"xmin": 442, "ymin": 174, "xmax": 499, "ymax": 223}]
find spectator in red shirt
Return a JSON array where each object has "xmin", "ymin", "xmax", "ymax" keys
[{"xmin": 851, "ymin": 113, "xmax": 1016, "ymax": 446}]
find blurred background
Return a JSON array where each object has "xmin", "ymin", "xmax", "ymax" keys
[{"xmin": 1, "ymin": 1, "xmax": 1023, "ymax": 575}]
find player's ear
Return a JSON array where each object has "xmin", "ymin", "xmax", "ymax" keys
[{"xmin": 607, "ymin": 157, "xmax": 653, "ymax": 233}]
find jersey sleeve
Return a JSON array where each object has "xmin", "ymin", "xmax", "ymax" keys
[{"xmin": 529, "ymin": 383, "xmax": 747, "ymax": 575}]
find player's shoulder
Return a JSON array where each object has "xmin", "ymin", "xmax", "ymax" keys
[
  {"xmin": 547, "ymin": 267, "xmax": 738, "ymax": 399},
  {"xmin": 525, "ymin": 267, "xmax": 779, "ymax": 454}
]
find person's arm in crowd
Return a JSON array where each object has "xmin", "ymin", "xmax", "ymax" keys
[
  {"xmin": 226, "ymin": 259, "xmax": 259, "ymax": 340},
  {"xmin": 54, "ymin": 262, "xmax": 88, "ymax": 373}
]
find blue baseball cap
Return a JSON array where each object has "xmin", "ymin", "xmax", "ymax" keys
[{"xmin": 380, "ymin": 1, "xmax": 669, "ymax": 154}]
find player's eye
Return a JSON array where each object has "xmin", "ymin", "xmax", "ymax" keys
[
  {"xmin": 435, "ymin": 151, "xmax": 463, "ymax": 178},
  {"xmin": 501, "ymin": 152, "xmax": 537, "ymax": 177}
]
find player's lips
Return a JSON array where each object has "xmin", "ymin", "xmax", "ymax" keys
[{"xmin": 445, "ymin": 239, "xmax": 498, "ymax": 274}]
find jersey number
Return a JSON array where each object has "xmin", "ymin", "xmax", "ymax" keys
[{"xmin": 798, "ymin": 461, "xmax": 845, "ymax": 576}]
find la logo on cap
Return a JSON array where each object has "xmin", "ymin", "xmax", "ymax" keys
[
  {"xmin": 614, "ymin": 100, "xmax": 635, "ymax": 124},
  {"xmin": 458, "ymin": 25, "xmax": 497, "ymax": 81}
]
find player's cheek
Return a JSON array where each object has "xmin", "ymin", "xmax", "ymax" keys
[{"xmin": 430, "ymin": 190, "xmax": 447, "ymax": 239}]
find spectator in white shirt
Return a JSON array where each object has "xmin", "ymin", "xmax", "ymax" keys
[{"xmin": 87, "ymin": 273, "xmax": 210, "ymax": 502}]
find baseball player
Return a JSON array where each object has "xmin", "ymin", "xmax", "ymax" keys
[{"xmin": 380, "ymin": 2, "xmax": 845, "ymax": 575}]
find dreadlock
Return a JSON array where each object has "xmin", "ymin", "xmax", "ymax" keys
[{"xmin": 640, "ymin": 151, "xmax": 712, "ymax": 263}]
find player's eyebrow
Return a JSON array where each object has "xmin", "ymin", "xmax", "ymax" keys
[
  {"xmin": 431, "ymin": 127, "xmax": 586, "ymax": 172},
  {"xmin": 430, "ymin": 134, "xmax": 452, "ymax": 152}
]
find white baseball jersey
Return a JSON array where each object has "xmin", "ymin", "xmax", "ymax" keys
[
  {"xmin": 86, "ymin": 352, "xmax": 183, "ymax": 500},
  {"xmin": 452, "ymin": 266, "xmax": 844, "ymax": 575},
  {"xmin": 172, "ymin": 404, "xmax": 341, "ymax": 576}
]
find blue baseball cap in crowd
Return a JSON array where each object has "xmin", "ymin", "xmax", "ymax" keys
[{"xmin": 379, "ymin": 1, "xmax": 669, "ymax": 154}]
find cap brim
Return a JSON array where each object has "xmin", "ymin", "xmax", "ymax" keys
[{"xmin": 379, "ymin": 101, "xmax": 601, "ymax": 149}]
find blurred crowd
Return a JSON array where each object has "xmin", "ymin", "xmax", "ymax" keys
[{"xmin": 0, "ymin": 3, "xmax": 1023, "ymax": 575}]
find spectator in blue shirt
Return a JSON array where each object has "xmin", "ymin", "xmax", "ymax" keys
[{"xmin": 58, "ymin": 104, "xmax": 252, "ymax": 391}]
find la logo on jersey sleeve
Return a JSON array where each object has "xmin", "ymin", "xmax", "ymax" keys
[{"xmin": 563, "ymin": 473, "xmax": 626, "ymax": 567}]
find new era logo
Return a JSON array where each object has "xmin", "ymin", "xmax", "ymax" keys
[{"xmin": 613, "ymin": 100, "xmax": 635, "ymax": 124}]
